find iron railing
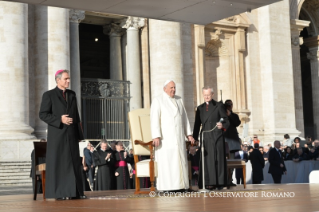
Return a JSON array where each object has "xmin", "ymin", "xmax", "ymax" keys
[{"xmin": 81, "ymin": 78, "xmax": 130, "ymax": 140}]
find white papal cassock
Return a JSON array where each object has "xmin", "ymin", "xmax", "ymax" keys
[{"xmin": 151, "ymin": 92, "xmax": 192, "ymax": 191}]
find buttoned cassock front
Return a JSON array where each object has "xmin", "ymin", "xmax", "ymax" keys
[
  {"xmin": 151, "ymin": 92, "xmax": 192, "ymax": 191},
  {"xmin": 39, "ymin": 87, "xmax": 84, "ymax": 199}
]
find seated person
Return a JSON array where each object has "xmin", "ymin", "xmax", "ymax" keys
[
  {"xmin": 293, "ymin": 148, "xmax": 309, "ymax": 162},
  {"xmin": 283, "ymin": 146, "xmax": 293, "ymax": 160}
]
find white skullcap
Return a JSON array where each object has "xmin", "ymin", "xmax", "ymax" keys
[{"xmin": 163, "ymin": 79, "xmax": 175, "ymax": 88}]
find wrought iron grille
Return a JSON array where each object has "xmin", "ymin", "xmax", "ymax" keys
[{"xmin": 81, "ymin": 78, "xmax": 130, "ymax": 139}]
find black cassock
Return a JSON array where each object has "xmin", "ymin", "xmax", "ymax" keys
[
  {"xmin": 93, "ymin": 149, "xmax": 114, "ymax": 190},
  {"xmin": 39, "ymin": 87, "xmax": 84, "ymax": 199},
  {"xmin": 114, "ymin": 151, "xmax": 132, "ymax": 189},
  {"xmin": 189, "ymin": 151, "xmax": 200, "ymax": 186},
  {"xmin": 193, "ymin": 99, "xmax": 230, "ymax": 188}
]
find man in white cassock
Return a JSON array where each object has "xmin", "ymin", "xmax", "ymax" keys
[{"xmin": 151, "ymin": 80, "xmax": 195, "ymax": 191}]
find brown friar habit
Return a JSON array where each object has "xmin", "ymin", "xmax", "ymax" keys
[{"xmin": 39, "ymin": 87, "xmax": 84, "ymax": 199}]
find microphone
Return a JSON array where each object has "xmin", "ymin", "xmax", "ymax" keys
[{"xmin": 202, "ymin": 118, "xmax": 225, "ymax": 133}]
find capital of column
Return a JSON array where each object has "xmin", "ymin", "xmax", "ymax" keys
[
  {"xmin": 121, "ymin": 16, "xmax": 145, "ymax": 30},
  {"xmin": 103, "ymin": 23, "xmax": 125, "ymax": 37},
  {"xmin": 69, "ymin": 10, "xmax": 85, "ymax": 23},
  {"xmin": 291, "ymin": 36, "xmax": 304, "ymax": 46}
]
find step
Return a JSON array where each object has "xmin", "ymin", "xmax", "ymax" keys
[
  {"xmin": 0, "ymin": 172, "xmax": 30, "ymax": 177},
  {"xmin": 0, "ymin": 168, "xmax": 31, "ymax": 173},
  {"xmin": 0, "ymin": 179, "xmax": 32, "ymax": 184},
  {"xmin": 0, "ymin": 176, "xmax": 31, "ymax": 181},
  {"xmin": 0, "ymin": 162, "xmax": 31, "ymax": 166},
  {"xmin": 0, "ymin": 165, "xmax": 31, "ymax": 169},
  {"xmin": 0, "ymin": 182, "xmax": 32, "ymax": 186}
]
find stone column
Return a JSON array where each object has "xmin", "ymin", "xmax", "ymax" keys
[
  {"xmin": 194, "ymin": 25, "xmax": 206, "ymax": 106},
  {"xmin": 149, "ymin": 19, "xmax": 184, "ymax": 100},
  {"xmin": 290, "ymin": 19, "xmax": 310, "ymax": 137},
  {"xmin": 140, "ymin": 19, "xmax": 151, "ymax": 108},
  {"xmin": 104, "ymin": 23, "xmax": 124, "ymax": 80},
  {"xmin": 69, "ymin": 10, "xmax": 85, "ymax": 114},
  {"xmin": 0, "ymin": 2, "xmax": 35, "ymax": 140},
  {"xmin": 122, "ymin": 17, "xmax": 145, "ymax": 110},
  {"xmin": 304, "ymin": 36, "xmax": 319, "ymax": 138},
  {"xmin": 48, "ymin": 7, "xmax": 70, "ymax": 88},
  {"xmin": 234, "ymin": 26, "xmax": 250, "ymax": 124},
  {"xmin": 257, "ymin": 0, "xmax": 300, "ymax": 143},
  {"xmin": 34, "ymin": 6, "xmax": 70, "ymax": 138}
]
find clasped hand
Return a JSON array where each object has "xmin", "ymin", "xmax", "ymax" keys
[
  {"xmin": 105, "ymin": 153, "xmax": 112, "ymax": 160},
  {"xmin": 216, "ymin": 122, "xmax": 223, "ymax": 129},
  {"xmin": 61, "ymin": 114, "xmax": 73, "ymax": 125}
]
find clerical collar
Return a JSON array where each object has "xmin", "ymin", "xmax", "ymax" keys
[{"xmin": 56, "ymin": 86, "xmax": 66, "ymax": 92}]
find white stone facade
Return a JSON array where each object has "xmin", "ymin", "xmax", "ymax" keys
[{"xmin": 0, "ymin": 0, "xmax": 318, "ymax": 160}]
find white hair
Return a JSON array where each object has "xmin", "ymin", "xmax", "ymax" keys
[
  {"xmin": 202, "ymin": 86, "xmax": 214, "ymax": 94},
  {"xmin": 163, "ymin": 80, "xmax": 175, "ymax": 88}
]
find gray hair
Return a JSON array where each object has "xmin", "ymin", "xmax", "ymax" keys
[
  {"xmin": 55, "ymin": 70, "xmax": 69, "ymax": 82},
  {"xmin": 100, "ymin": 140, "xmax": 108, "ymax": 145},
  {"xmin": 202, "ymin": 86, "xmax": 214, "ymax": 94}
]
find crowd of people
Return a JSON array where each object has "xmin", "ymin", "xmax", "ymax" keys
[
  {"xmin": 188, "ymin": 134, "xmax": 319, "ymax": 187},
  {"xmin": 82, "ymin": 140, "xmax": 150, "ymax": 191},
  {"xmin": 243, "ymin": 135, "xmax": 319, "ymax": 162}
]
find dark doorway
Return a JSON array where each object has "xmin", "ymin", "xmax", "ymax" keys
[{"xmin": 79, "ymin": 23, "xmax": 110, "ymax": 79}]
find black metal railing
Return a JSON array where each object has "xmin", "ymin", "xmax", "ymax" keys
[{"xmin": 81, "ymin": 78, "xmax": 130, "ymax": 139}]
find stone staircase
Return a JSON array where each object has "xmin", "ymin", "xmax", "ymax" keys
[{"xmin": 0, "ymin": 161, "xmax": 32, "ymax": 186}]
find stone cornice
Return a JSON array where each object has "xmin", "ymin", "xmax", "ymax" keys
[{"xmin": 290, "ymin": 19, "xmax": 311, "ymax": 33}]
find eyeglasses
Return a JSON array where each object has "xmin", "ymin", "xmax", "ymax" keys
[{"xmin": 253, "ymin": 137, "xmax": 257, "ymax": 138}]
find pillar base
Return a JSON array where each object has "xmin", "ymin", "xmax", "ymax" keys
[
  {"xmin": 0, "ymin": 124, "xmax": 35, "ymax": 141},
  {"xmin": 0, "ymin": 139, "xmax": 36, "ymax": 161}
]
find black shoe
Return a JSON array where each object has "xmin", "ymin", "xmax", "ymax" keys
[
  {"xmin": 230, "ymin": 183, "xmax": 237, "ymax": 187},
  {"xmin": 70, "ymin": 195, "xmax": 87, "ymax": 200},
  {"xmin": 216, "ymin": 186, "xmax": 223, "ymax": 190},
  {"xmin": 56, "ymin": 197, "xmax": 67, "ymax": 200}
]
